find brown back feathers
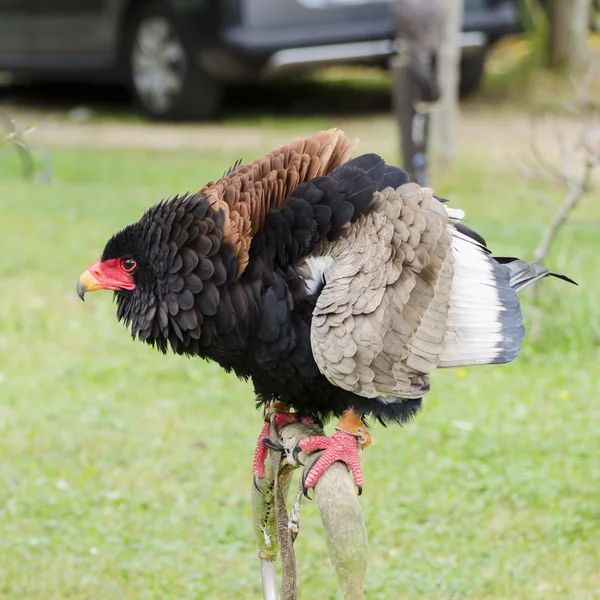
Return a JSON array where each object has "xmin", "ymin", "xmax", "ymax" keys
[{"xmin": 199, "ymin": 129, "xmax": 358, "ymax": 276}]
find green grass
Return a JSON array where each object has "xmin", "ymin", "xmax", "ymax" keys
[{"xmin": 0, "ymin": 138, "xmax": 598, "ymax": 599}]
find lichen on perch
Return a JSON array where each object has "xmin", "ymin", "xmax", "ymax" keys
[{"xmin": 251, "ymin": 420, "xmax": 368, "ymax": 600}]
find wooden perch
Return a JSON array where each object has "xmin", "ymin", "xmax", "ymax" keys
[{"xmin": 251, "ymin": 421, "xmax": 368, "ymax": 600}]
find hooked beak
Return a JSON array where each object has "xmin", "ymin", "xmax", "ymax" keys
[{"xmin": 77, "ymin": 261, "xmax": 104, "ymax": 301}]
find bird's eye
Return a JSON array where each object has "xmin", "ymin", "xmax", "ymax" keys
[{"xmin": 121, "ymin": 258, "xmax": 137, "ymax": 272}]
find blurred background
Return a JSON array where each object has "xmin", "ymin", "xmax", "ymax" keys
[{"xmin": 1, "ymin": 1, "xmax": 599, "ymax": 599}]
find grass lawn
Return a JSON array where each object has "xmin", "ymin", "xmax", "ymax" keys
[{"xmin": 0, "ymin": 134, "xmax": 598, "ymax": 599}]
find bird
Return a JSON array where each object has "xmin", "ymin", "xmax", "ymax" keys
[{"xmin": 77, "ymin": 129, "xmax": 575, "ymax": 495}]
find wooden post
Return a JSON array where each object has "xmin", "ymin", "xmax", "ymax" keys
[
  {"xmin": 392, "ymin": 0, "xmax": 445, "ymax": 186},
  {"xmin": 546, "ymin": 0, "xmax": 591, "ymax": 70},
  {"xmin": 428, "ymin": 0, "xmax": 464, "ymax": 170},
  {"xmin": 391, "ymin": 44, "xmax": 430, "ymax": 186}
]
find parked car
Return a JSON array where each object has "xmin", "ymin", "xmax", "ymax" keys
[{"xmin": 0, "ymin": 0, "xmax": 520, "ymax": 121}]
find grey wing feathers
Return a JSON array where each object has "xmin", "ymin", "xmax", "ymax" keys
[
  {"xmin": 307, "ymin": 179, "xmax": 575, "ymax": 402},
  {"xmin": 310, "ymin": 182, "xmax": 452, "ymax": 400}
]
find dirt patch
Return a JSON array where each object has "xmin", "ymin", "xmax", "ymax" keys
[
  {"xmin": 3, "ymin": 103, "xmax": 591, "ymax": 172},
  {"xmin": 5, "ymin": 109, "xmax": 278, "ymax": 151}
]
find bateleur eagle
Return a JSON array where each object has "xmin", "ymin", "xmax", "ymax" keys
[{"xmin": 77, "ymin": 129, "xmax": 574, "ymax": 494}]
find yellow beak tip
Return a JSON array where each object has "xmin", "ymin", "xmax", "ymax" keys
[{"xmin": 77, "ymin": 269, "xmax": 102, "ymax": 300}]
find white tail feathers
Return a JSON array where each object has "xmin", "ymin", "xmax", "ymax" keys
[
  {"xmin": 439, "ymin": 227, "xmax": 526, "ymax": 368},
  {"xmin": 437, "ymin": 204, "xmax": 576, "ymax": 369}
]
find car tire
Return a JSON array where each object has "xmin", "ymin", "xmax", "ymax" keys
[
  {"xmin": 124, "ymin": 1, "xmax": 222, "ymax": 121},
  {"xmin": 459, "ymin": 50, "xmax": 486, "ymax": 98}
]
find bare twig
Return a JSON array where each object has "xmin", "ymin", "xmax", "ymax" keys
[
  {"xmin": 289, "ymin": 480, "xmax": 303, "ymax": 544},
  {"xmin": 527, "ymin": 62, "xmax": 599, "ymax": 313},
  {"xmin": 0, "ymin": 110, "xmax": 36, "ymax": 180},
  {"xmin": 533, "ymin": 155, "xmax": 596, "ymax": 263},
  {"xmin": 529, "ymin": 117, "xmax": 578, "ymax": 188}
]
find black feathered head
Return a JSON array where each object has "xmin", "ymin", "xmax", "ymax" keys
[
  {"xmin": 77, "ymin": 130, "xmax": 360, "ymax": 355},
  {"xmin": 77, "ymin": 193, "xmax": 236, "ymax": 354}
]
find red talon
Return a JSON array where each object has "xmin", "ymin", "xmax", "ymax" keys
[
  {"xmin": 252, "ymin": 421, "xmax": 272, "ymax": 479},
  {"xmin": 298, "ymin": 410, "xmax": 371, "ymax": 493},
  {"xmin": 252, "ymin": 404, "xmax": 313, "ymax": 479}
]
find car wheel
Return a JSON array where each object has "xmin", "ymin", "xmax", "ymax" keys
[
  {"xmin": 125, "ymin": 1, "xmax": 221, "ymax": 121},
  {"xmin": 459, "ymin": 50, "xmax": 486, "ymax": 98}
]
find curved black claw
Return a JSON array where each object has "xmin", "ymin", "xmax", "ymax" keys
[
  {"xmin": 302, "ymin": 486, "xmax": 312, "ymax": 501},
  {"xmin": 291, "ymin": 443, "xmax": 304, "ymax": 466},
  {"xmin": 253, "ymin": 475, "xmax": 264, "ymax": 495},
  {"xmin": 357, "ymin": 486, "xmax": 363, "ymax": 496},
  {"xmin": 262, "ymin": 437, "xmax": 284, "ymax": 452}
]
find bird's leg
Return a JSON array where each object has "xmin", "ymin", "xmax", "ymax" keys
[
  {"xmin": 252, "ymin": 402, "xmax": 313, "ymax": 487},
  {"xmin": 293, "ymin": 409, "xmax": 371, "ymax": 496},
  {"xmin": 253, "ymin": 402, "xmax": 295, "ymax": 481}
]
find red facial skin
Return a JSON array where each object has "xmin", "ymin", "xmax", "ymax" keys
[{"xmin": 79, "ymin": 258, "xmax": 136, "ymax": 293}]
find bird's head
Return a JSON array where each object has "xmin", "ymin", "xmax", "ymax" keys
[{"xmin": 77, "ymin": 192, "xmax": 232, "ymax": 355}]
